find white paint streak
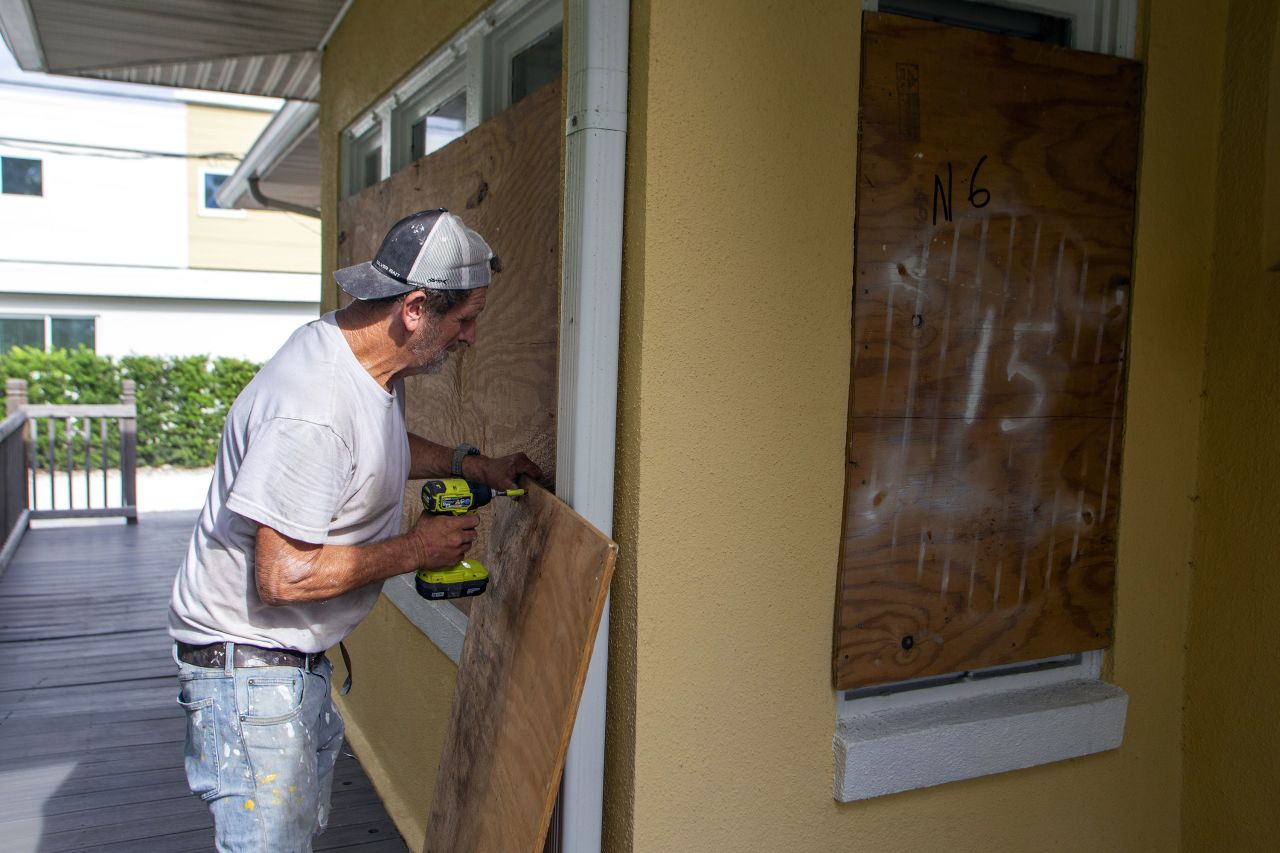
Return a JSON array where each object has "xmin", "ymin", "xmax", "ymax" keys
[
  {"xmin": 965, "ymin": 306, "xmax": 996, "ymax": 424},
  {"xmin": 1071, "ymin": 255, "xmax": 1089, "ymax": 361}
]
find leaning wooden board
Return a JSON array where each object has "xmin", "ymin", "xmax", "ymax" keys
[{"xmin": 424, "ymin": 480, "xmax": 617, "ymax": 852}]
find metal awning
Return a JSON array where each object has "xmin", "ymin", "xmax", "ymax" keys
[
  {"xmin": 215, "ymin": 100, "xmax": 320, "ymax": 215},
  {"xmin": 0, "ymin": 0, "xmax": 350, "ymax": 100},
  {"xmin": 0, "ymin": 0, "xmax": 345, "ymax": 215}
]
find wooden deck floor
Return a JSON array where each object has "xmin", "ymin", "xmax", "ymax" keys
[{"xmin": 0, "ymin": 512, "xmax": 408, "ymax": 852}]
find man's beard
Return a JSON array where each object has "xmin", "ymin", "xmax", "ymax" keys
[{"xmin": 409, "ymin": 322, "xmax": 457, "ymax": 375}]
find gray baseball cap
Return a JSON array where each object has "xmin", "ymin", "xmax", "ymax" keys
[{"xmin": 333, "ymin": 209, "xmax": 498, "ymax": 299}]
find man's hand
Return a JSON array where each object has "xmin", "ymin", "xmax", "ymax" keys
[
  {"xmin": 408, "ymin": 511, "xmax": 480, "ymax": 568},
  {"xmin": 464, "ymin": 452, "xmax": 543, "ymax": 490}
]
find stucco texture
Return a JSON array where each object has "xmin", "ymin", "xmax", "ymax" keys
[
  {"xmin": 1182, "ymin": 2, "xmax": 1280, "ymax": 849},
  {"xmin": 314, "ymin": 0, "xmax": 1275, "ymax": 849},
  {"xmin": 611, "ymin": 0, "xmax": 1218, "ymax": 850}
]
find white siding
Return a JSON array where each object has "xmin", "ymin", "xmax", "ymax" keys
[{"xmin": 0, "ymin": 84, "xmax": 190, "ymax": 269}]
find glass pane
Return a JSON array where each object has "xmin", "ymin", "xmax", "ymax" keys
[
  {"xmin": 511, "ymin": 25, "xmax": 563, "ymax": 106},
  {"xmin": 0, "ymin": 317, "xmax": 44, "ymax": 352},
  {"xmin": 411, "ymin": 92, "xmax": 467, "ymax": 161},
  {"xmin": 1, "ymin": 157, "xmax": 43, "ymax": 196},
  {"xmin": 362, "ymin": 146, "xmax": 382, "ymax": 190},
  {"xmin": 203, "ymin": 172, "xmax": 230, "ymax": 209},
  {"xmin": 51, "ymin": 317, "xmax": 95, "ymax": 351}
]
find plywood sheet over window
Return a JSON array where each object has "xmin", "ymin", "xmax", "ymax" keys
[
  {"xmin": 834, "ymin": 15, "xmax": 1141, "ymax": 690},
  {"xmin": 337, "ymin": 78, "xmax": 561, "ymax": 562}
]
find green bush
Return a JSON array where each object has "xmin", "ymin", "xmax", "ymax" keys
[{"xmin": 0, "ymin": 347, "xmax": 260, "ymax": 469}]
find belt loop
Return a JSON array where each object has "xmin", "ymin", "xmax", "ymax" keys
[{"xmin": 223, "ymin": 641, "xmax": 235, "ymax": 675}]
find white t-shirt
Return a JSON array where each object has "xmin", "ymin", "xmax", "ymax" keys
[{"xmin": 168, "ymin": 313, "xmax": 411, "ymax": 653}]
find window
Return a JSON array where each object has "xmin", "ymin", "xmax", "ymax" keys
[
  {"xmin": 510, "ymin": 23, "xmax": 563, "ymax": 106},
  {"xmin": 341, "ymin": 0, "xmax": 563, "ymax": 198},
  {"xmin": 199, "ymin": 168, "xmax": 242, "ymax": 216},
  {"xmin": 51, "ymin": 317, "xmax": 95, "ymax": 351},
  {"xmin": 0, "ymin": 315, "xmax": 96, "ymax": 353},
  {"xmin": 344, "ymin": 124, "xmax": 384, "ymax": 197},
  {"xmin": 410, "ymin": 91, "xmax": 467, "ymax": 162},
  {"xmin": 0, "ymin": 317, "xmax": 45, "ymax": 352},
  {"xmin": 1, "ymin": 156, "xmax": 43, "ymax": 196}
]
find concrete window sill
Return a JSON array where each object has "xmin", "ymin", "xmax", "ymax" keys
[{"xmin": 833, "ymin": 676, "xmax": 1127, "ymax": 801}]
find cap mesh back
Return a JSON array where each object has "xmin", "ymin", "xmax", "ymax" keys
[{"xmin": 406, "ymin": 213, "xmax": 494, "ymax": 290}]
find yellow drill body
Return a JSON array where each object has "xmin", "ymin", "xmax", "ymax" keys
[{"xmin": 414, "ymin": 478, "xmax": 525, "ymax": 600}]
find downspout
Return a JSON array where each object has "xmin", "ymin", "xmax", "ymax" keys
[
  {"xmin": 557, "ymin": 0, "xmax": 629, "ymax": 851},
  {"xmin": 247, "ymin": 176, "xmax": 321, "ymax": 219}
]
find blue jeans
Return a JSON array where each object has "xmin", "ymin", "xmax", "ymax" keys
[{"xmin": 175, "ymin": 644, "xmax": 345, "ymax": 852}]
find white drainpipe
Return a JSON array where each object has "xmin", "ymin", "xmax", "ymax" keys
[{"xmin": 557, "ymin": 0, "xmax": 629, "ymax": 850}]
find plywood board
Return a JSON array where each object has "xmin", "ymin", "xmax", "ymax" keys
[
  {"xmin": 834, "ymin": 14, "xmax": 1141, "ymax": 690},
  {"xmin": 424, "ymin": 481, "xmax": 617, "ymax": 853},
  {"xmin": 336, "ymin": 79, "xmax": 562, "ymax": 577}
]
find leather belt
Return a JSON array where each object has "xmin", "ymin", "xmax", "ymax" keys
[{"xmin": 177, "ymin": 641, "xmax": 326, "ymax": 672}]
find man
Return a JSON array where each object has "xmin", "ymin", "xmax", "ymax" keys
[{"xmin": 168, "ymin": 209, "xmax": 540, "ymax": 851}]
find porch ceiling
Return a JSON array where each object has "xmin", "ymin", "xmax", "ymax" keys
[{"xmin": 0, "ymin": 0, "xmax": 349, "ymax": 100}]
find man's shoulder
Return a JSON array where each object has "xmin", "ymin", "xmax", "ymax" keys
[{"xmin": 240, "ymin": 318, "xmax": 345, "ymax": 425}]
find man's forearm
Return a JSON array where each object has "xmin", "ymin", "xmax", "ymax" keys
[
  {"xmin": 408, "ymin": 433, "xmax": 489, "ymax": 481},
  {"xmin": 255, "ymin": 527, "xmax": 424, "ymax": 605}
]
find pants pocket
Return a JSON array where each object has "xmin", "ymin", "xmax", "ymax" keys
[
  {"xmin": 177, "ymin": 693, "xmax": 220, "ymax": 801},
  {"xmin": 238, "ymin": 668, "xmax": 306, "ymax": 725}
]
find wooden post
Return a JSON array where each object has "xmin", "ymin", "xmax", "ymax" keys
[
  {"xmin": 6, "ymin": 380, "xmax": 33, "ymax": 510},
  {"xmin": 5, "ymin": 379, "xmax": 26, "ymax": 417},
  {"xmin": 120, "ymin": 380, "xmax": 137, "ymax": 523}
]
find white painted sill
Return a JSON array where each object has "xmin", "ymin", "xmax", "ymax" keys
[
  {"xmin": 833, "ymin": 651, "xmax": 1127, "ymax": 801},
  {"xmin": 383, "ymin": 575, "xmax": 466, "ymax": 665}
]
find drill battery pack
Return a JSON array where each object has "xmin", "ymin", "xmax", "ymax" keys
[{"xmin": 414, "ymin": 560, "xmax": 489, "ymax": 600}]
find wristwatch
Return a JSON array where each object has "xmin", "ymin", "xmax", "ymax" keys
[{"xmin": 451, "ymin": 443, "xmax": 481, "ymax": 477}]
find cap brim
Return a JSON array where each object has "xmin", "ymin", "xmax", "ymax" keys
[{"xmin": 333, "ymin": 261, "xmax": 414, "ymax": 299}]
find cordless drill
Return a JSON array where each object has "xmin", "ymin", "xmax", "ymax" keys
[{"xmin": 414, "ymin": 478, "xmax": 525, "ymax": 600}]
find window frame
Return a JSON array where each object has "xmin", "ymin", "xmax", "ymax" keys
[
  {"xmin": 340, "ymin": 0, "xmax": 562, "ymax": 199},
  {"xmin": 197, "ymin": 167, "xmax": 245, "ymax": 218},
  {"xmin": 0, "ymin": 313, "xmax": 97, "ymax": 353},
  {"xmin": 391, "ymin": 63, "xmax": 468, "ymax": 171}
]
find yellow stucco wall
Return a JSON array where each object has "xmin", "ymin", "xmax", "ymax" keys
[
  {"xmin": 610, "ymin": 0, "xmax": 1221, "ymax": 849},
  {"xmin": 185, "ymin": 104, "xmax": 319, "ymax": 273},
  {"xmin": 1183, "ymin": 2, "xmax": 1280, "ymax": 849},
  {"xmin": 316, "ymin": 0, "xmax": 1270, "ymax": 849},
  {"xmin": 319, "ymin": 1, "xmax": 490, "ymax": 846}
]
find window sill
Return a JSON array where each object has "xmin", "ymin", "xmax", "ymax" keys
[
  {"xmin": 382, "ymin": 574, "xmax": 466, "ymax": 664},
  {"xmin": 832, "ymin": 676, "xmax": 1127, "ymax": 802}
]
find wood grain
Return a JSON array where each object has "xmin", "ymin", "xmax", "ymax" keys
[
  {"xmin": 834, "ymin": 14, "xmax": 1141, "ymax": 690},
  {"xmin": 336, "ymin": 78, "xmax": 562, "ymax": 580},
  {"xmin": 424, "ymin": 481, "xmax": 617, "ymax": 853}
]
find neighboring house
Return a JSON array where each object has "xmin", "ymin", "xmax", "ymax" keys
[
  {"xmin": 3, "ymin": 2, "xmax": 1278, "ymax": 853},
  {"xmin": 0, "ymin": 46, "xmax": 319, "ymax": 362}
]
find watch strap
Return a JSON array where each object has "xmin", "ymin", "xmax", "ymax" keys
[{"xmin": 451, "ymin": 443, "xmax": 480, "ymax": 477}]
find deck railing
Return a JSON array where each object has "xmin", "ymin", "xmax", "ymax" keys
[
  {"xmin": 5, "ymin": 378, "xmax": 138, "ymax": 523},
  {"xmin": 0, "ymin": 407, "xmax": 30, "ymax": 574}
]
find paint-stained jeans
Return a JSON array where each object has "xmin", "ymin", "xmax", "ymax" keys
[{"xmin": 175, "ymin": 645, "xmax": 345, "ymax": 852}]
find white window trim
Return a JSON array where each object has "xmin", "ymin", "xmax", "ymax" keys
[
  {"xmin": 864, "ymin": 0, "xmax": 1137, "ymax": 58},
  {"xmin": 481, "ymin": 0, "xmax": 563, "ymax": 121},
  {"xmin": 390, "ymin": 64, "xmax": 467, "ymax": 171},
  {"xmin": 197, "ymin": 167, "xmax": 245, "ymax": 218},
  {"xmin": 837, "ymin": 0, "xmax": 1138, "ymax": 803},
  {"xmin": 339, "ymin": 0, "xmax": 562, "ymax": 198}
]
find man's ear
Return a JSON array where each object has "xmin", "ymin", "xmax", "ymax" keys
[{"xmin": 400, "ymin": 290, "xmax": 429, "ymax": 331}]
